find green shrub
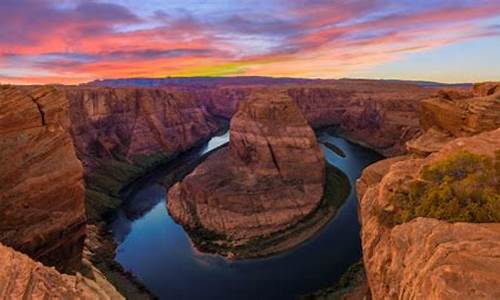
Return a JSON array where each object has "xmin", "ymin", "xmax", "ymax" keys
[{"xmin": 380, "ymin": 150, "xmax": 500, "ymax": 226}]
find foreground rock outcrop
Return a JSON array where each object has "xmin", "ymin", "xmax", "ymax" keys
[
  {"xmin": 358, "ymin": 128, "xmax": 500, "ymax": 298},
  {"xmin": 168, "ymin": 92, "xmax": 325, "ymax": 247},
  {"xmin": 0, "ymin": 242, "xmax": 122, "ymax": 299},
  {"xmin": 354, "ymin": 82, "xmax": 500, "ymax": 299},
  {"xmin": 407, "ymin": 82, "xmax": 500, "ymax": 156},
  {"xmin": 0, "ymin": 86, "xmax": 86, "ymax": 272}
]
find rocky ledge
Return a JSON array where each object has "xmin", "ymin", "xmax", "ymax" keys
[
  {"xmin": 0, "ymin": 242, "xmax": 122, "ymax": 299},
  {"xmin": 357, "ymin": 82, "xmax": 500, "ymax": 299},
  {"xmin": 168, "ymin": 92, "xmax": 326, "ymax": 255},
  {"xmin": 358, "ymin": 128, "xmax": 500, "ymax": 299}
]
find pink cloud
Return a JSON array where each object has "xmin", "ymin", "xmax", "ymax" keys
[{"xmin": 1, "ymin": 0, "xmax": 499, "ymax": 83}]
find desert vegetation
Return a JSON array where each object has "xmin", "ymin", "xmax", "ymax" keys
[{"xmin": 380, "ymin": 150, "xmax": 500, "ymax": 226}]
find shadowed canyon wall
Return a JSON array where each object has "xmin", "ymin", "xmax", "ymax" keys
[
  {"xmin": 65, "ymin": 87, "xmax": 222, "ymax": 222},
  {"xmin": 0, "ymin": 86, "xmax": 86, "ymax": 272}
]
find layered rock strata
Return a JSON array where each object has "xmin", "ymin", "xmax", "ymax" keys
[
  {"xmin": 168, "ymin": 93, "xmax": 325, "ymax": 245},
  {"xmin": 201, "ymin": 80, "xmax": 434, "ymax": 156},
  {"xmin": 0, "ymin": 86, "xmax": 86, "ymax": 272},
  {"xmin": 65, "ymin": 87, "xmax": 222, "ymax": 222},
  {"xmin": 407, "ymin": 82, "xmax": 500, "ymax": 157},
  {"xmin": 66, "ymin": 87, "xmax": 221, "ymax": 169},
  {"xmin": 358, "ymin": 129, "xmax": 500, "ymax": 299},
  {"xmin": 357, "ymin": 83, "xmax": 500, "ymax": 299},
  {"xmin": 0, "ymin": 242, "xmax": 123, "ymax": 299},
  {"xmin": 419, "ymin": 82, "xmax": 500, "ymax": 137}
]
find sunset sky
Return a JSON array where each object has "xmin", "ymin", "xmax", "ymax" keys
[{"xmin": 1, "ymin": 0, "xmax": 499, "ymax": 84}]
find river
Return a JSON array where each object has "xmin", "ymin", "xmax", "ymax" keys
[{"xmin": 109, "ymin": 129, "xmax": 382, "ymax": 299}]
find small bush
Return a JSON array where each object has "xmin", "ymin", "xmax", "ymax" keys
[{"xmin": 380, "ymin": 150, "xmax": 500, "ymax": 226}]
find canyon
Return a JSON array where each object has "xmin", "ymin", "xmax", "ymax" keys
[{"xmin": 0, "ymin": 78, "xmax": 498, "ymax": 299}]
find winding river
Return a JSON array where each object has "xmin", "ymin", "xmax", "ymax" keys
[{"xmin": 109, "ymin": 129, "xmax": 382, "ymax": 299}]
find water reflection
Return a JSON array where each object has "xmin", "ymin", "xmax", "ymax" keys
[{"xmin": 110, "ymin": 130, "xmax": 382, "ymax": 299}]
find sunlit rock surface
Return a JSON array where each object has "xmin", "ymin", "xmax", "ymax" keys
[
  {"xmin": 0, "ymin": 243, "xmax": 123, "ymax": 299},
  {"xmin": 358, "ymin": 128, "xmax": 500, "ymax": 300}
]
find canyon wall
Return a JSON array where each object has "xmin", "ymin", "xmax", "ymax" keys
[
  {"xmin": 0, "ymin": 86, "xmax": 86, "ymax": 272},
  {"xmin": 89, "ymin": 79, "xmax": 437, "ymax": 157},
  {"xmin": 67, "ymin": 87, "xmax": 221, "ymax": 168},
  {"xmin": 65, "ymin": 87, "xmax": 222, "ymax": 222},
  {"xmin": 357, "ymin": 83, "xmax": 500, "ymax": 299},
  {"xmin": 198, "ymin": 80, "xmax": 433, "ymax": 156},
  {"xmin": 168, "ymin": 92, "xmax": 325, "ymax": 248}
]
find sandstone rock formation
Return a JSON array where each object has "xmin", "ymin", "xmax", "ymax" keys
[
  {"xmin": 66, "ymin": 87, "xmax": 221, "ymax": 169},
  {"xmin": 357, "ymin": 128, "xmax": 500, "ymax": 299},
  {"xmin": 90, "ymin": 79, "xmax": 438, "ymax": 156},
  {"xmin": 407, "ymin": 82, "xmax": 499, "ymax": 156},
  {"xmin": 168, "ymin": 92, "xmax": 325, "ymax": 245},
  {"xmin": 65, "ymin": 87, "xmax": 223, "ymax": 222},
  {"xmin": 0, "ymin": 85, "xmax": 86, "ymax": 272},
  {"xmin": 288, "ymin": 81, "xmax": 433, "ymax": 156},
  {"xmin": 0, "ymin": 242, "xmax": 123, "ymax": 299},
  {"xmin": 419, "ymin": 82, "xmax": 500, "ymax": 137}
]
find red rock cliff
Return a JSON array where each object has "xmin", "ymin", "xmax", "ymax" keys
[
  {"xmin": 358, "ymin": 129, "xmax": 500, "ymax": 299},
  {"xmin": 0, "ymin": 242, "xmax": 122, "ymax": 299},
  {"xmin": 66, "ymin": 87, "xmax": 221, "ymax": 169},
  {"xmin": 0, "ymin": 86, "xmax": 86, "ymax": 272},
  {"xmin": 200, "ymin": 81, "xmax": 433, "ymax": 156},
  {"xmin": 357, "ymin": 82, "xmax": 500, "ymax": 299}
]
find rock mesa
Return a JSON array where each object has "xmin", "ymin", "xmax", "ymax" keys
[{"xmin": 168, "ymin": 93, "xmax": 325, "ymax": 244}]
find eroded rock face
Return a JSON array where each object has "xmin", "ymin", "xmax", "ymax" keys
[
  {"xmin": 65, "ymin": 87, "xmax": 225, "ymax": 223},
  {"xmin": 288, "ymin": 81, "xmax": 432, "ymax": 156},
  {"xmin": 357, "ymin": 129, "xmax": 500, "ymax": 299},
  {"xmin": 0, "ymin": 243, "xmax": 123, "ymax": 299},
  {"xmin": 168, "ymin": 93, "xmax": 325, "ymax": 243},
  {"xmin": 420, "ymin": 82, "xmax": 500, "ymax": 137},
  {"xmin": 0, "ymin": 86, "xmax": 86, "ymax": 272},
  {"xmin": 201, "ymin": 81, "xmax": 433, "ymax": 156},
  {"xmin": 66, "ymin": 87, "xmax": 221, "ymax": 169}
]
